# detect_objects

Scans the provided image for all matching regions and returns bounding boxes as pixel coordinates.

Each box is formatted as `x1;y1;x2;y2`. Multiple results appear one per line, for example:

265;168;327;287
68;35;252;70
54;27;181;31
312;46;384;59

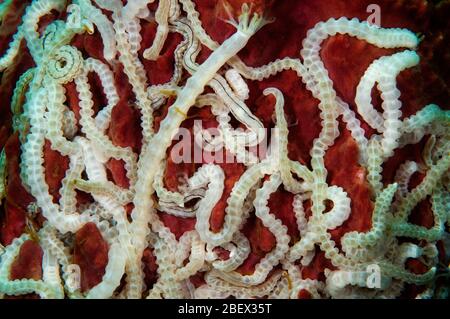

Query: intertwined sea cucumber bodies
0;0;448;299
